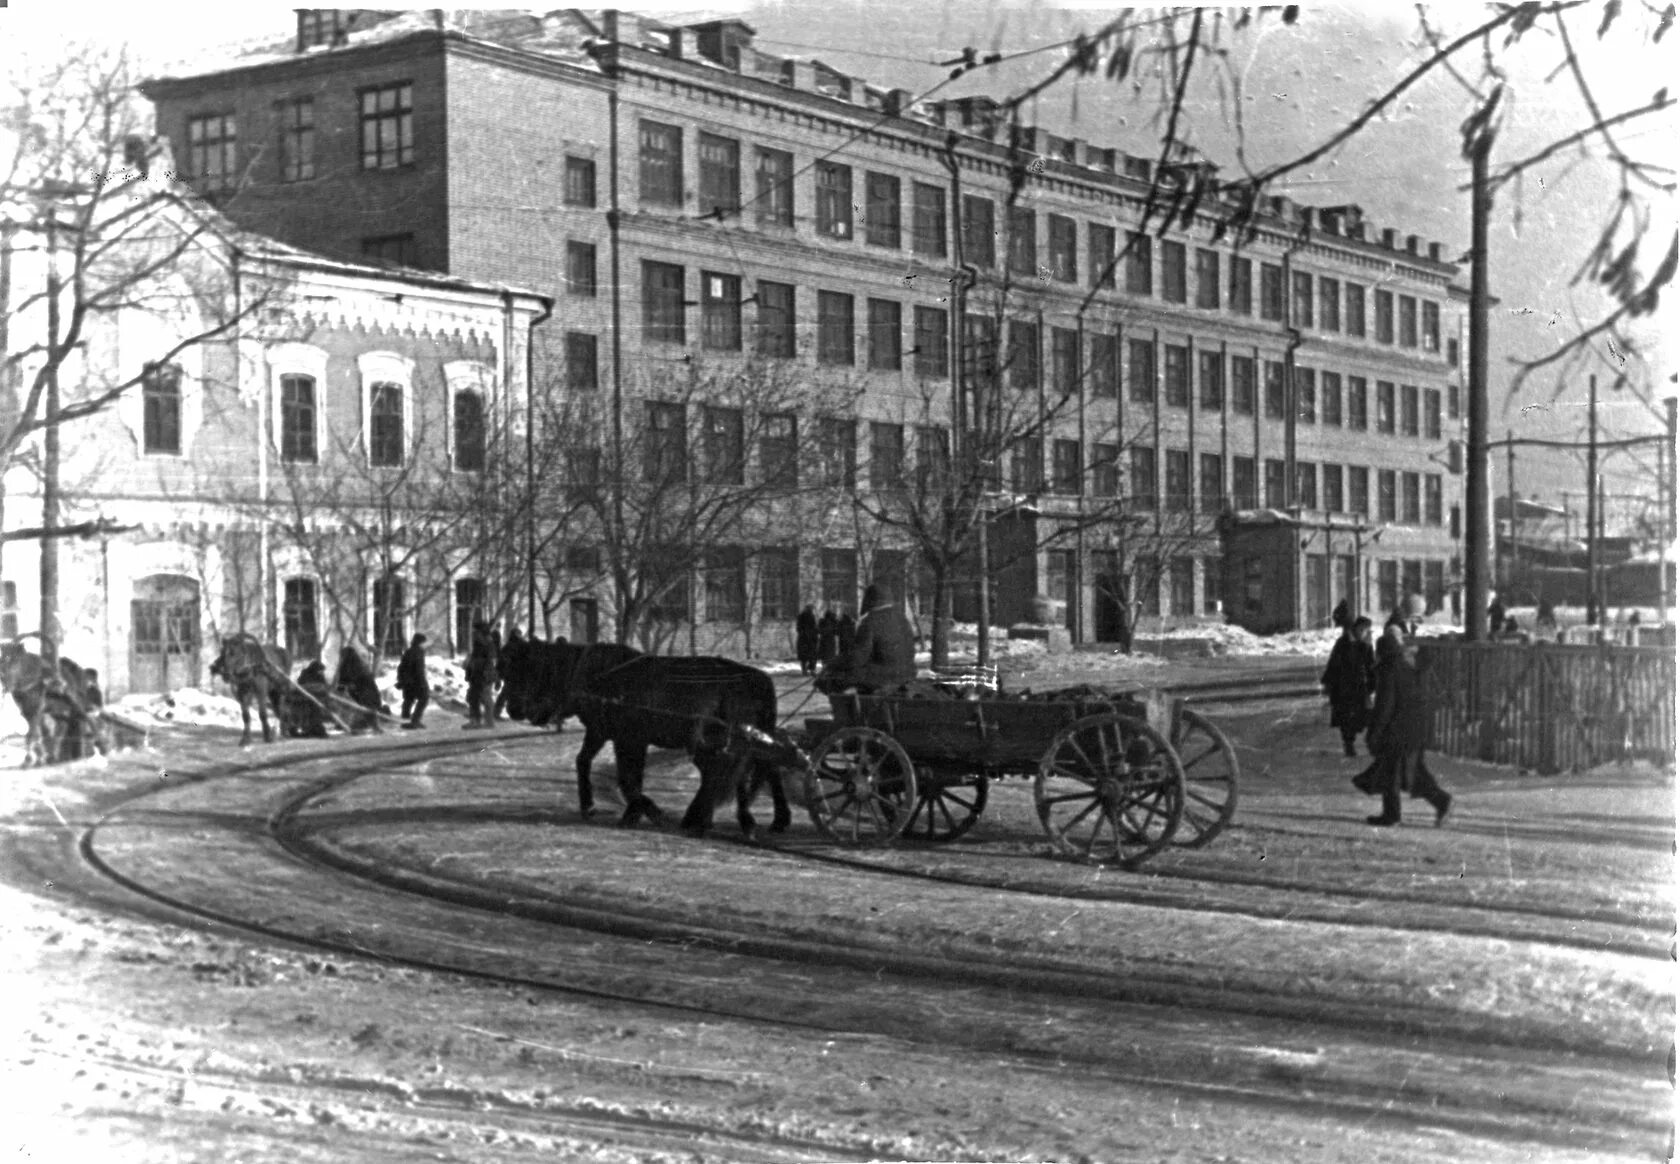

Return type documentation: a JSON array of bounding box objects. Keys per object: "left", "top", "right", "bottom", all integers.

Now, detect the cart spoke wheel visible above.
[
  {"left": 1035, "top": 713, "right": 1184, "bottom": 868},
  {"left": 804, "top": 726, "right": 917, "bottom": 846},
  {"left": 904, "top": 774, "right": 989, "bottom": 843},
  {"left": 1170, "top": 707, "right": 1239, "bottom": 847}
]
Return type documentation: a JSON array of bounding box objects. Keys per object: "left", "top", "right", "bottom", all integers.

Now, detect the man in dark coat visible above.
[
  {"left": 1331, "top": 598, "right": 1351, "bottom": 631},
  {"left": 463, "top": 620, "right": 498, "bottom": 728},
  {"left": 818, "top": 585, "right": 917, "bottom": 694},
  {"left": 816, "top": 608, "right": 839, "bottom": 668},
  {"left": 795, "top": 605, "right": 820, "bottom": 674},
  {"left": 493, "top": 627, "right": 524, "bottom": 719},
  {"left": 1321, "top": 616, "right": 1376, "bottom": 757},
  {"left": 1487, "top": 596, "right": 1507, "bottom": 638},
  {"left": 1355, "top": 635, "right": 1453, "bottom": 827},
  {"left": 397, "top": 634, "right": 430, "bottom": 728}
]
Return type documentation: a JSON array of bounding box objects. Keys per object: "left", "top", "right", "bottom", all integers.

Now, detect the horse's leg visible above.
[
  {"left": 616, "top": 743, "right": 657, "bottom": 827},
  {"left": 257, "top": 682, "right": 275, "bottom": 743},
  {"left": 763, "top": 759, "right": 792, "bottom": 833},
  {"left": 681, "top": 750, "right": 727, "bottom": 837},
  {"left": 575, "top": 723, "right": 607, "bottom": 818},
  {"left": 237, "top": 691, "right": 254, "bottom": 746}
]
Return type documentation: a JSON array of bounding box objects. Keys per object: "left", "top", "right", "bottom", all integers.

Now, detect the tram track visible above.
[{"left": 19, "top": 725, "right": 1669, "bottom": 1157}]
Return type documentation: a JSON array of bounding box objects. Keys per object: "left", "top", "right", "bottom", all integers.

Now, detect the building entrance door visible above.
[
  {"left": 130, "top": 574, "right": 200, "bottom": 693},
  {"left": 1092, "top": 552, "right": 1123, "bottom": 643},
  {"left": 569, "top": 598, "right": 599, "bottom": 645}
]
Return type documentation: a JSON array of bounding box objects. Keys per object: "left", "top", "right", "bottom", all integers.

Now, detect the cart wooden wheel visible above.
[
  {"left": 1171, "top": 706, "right": 1239, "bottom": 847},
  {"left": 903, "top": 773, "right": 989, "bottom": 844},
  {"left": 1034, "top": 713, "right": 1185, "bottom": 868},
  {"left": 805, "top": 726, "right": 918, "bottom": 846}
]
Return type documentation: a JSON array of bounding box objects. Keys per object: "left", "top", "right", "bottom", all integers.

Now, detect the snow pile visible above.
[{"left": 112, "top": 689, "right": 244, "bottom": 729}]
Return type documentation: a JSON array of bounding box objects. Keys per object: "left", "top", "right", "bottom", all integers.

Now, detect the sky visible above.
[{"left": 3, "top": 0, "right": 1675, "bottom": 524}]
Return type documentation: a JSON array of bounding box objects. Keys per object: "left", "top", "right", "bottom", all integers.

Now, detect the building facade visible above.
[
  {"left": 143, "top": 9, "right": 1468, "bottom": 649},
  {"left": 1, "top": 183, "right": 548, "bottom": 696}
]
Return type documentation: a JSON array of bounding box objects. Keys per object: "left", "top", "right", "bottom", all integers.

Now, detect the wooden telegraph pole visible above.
[
  {"left": 1464, "top": 124, "right": 1493, "bottom": 640},
  {"left": 1587, "top": 374, "right": 1599, "bottom": 625}
]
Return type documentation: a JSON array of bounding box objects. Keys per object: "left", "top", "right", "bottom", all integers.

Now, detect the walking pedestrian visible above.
[
  {"left": 397, "top": 634, "right": 430, "bottom": 729},
  {"left": 816, "top": 607, "right": 839, "bottom": 668},
  {"left": 1354, "top": 634, "right": 1452, "bottom": 827},
  {"left": 1331, "top": 597, "right": 1351, "bottom": 631},
  {"left": 837, "top": 609, "right": 857, "bottom": 657},
  {"left": 795, "top": 604, "right": 819, "bottom": 674},
  {"left": 1321, "top": 616, "right": 1376, "bottom": 757},
  {"left": 1486, "top": 595, "right": 1506, "bottom": 638}
]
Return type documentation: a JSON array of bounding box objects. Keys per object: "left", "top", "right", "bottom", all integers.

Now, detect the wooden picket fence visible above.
[{"left": 1416, "top": 641, "right": 1675, "bottom": 774}]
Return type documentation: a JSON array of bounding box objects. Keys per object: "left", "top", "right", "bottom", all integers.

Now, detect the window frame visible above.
[
  {"left": 817, "top": 290, "right": 855, "bottom": 366},
  {"left": 187, "top": 112, "right": 238, "bottom": 192},
  {"left": 864, "top": 171, "right": 902, "bottom": 249},
  {"left": 815, "top": 161, "right": 853, "bottom": 239},
  {"left": 697, "top": 131, "right": 741, "bottom": 219},
  {"left": 641, "top": 260, "right": 686, "bottom": 346},
  {"left": 754, "top": 147, "right": 794, "bottom": 228},
  {"left": 358, "top": 351, "right": 415, "bottom": 469},
  {"left": 638, "top": 119, "right": 684, "bottom": 206},
  {"left": 358, "top": 82, "right": 414, "bottom": 171},
  {"left": 700, "top": 270, "right": 743, "bottom": 352},
  {"left": 867, "top": 298, "right": 903, "bottom": 371},
  {"left": 277, "top": 97, "right": 314, "bottom": 183},
  {"left": 141, "top": 361, "right": 184, "bottom": 456},
  {"left": 756, "top": 280, "right": 796, "bottom": 358}
]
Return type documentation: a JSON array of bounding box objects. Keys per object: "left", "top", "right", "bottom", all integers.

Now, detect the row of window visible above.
[
  {"left": 634, "top": 119, "right": 1456, "bottom": 359},
  {"left": 601, "top": 398, "right": 1449, "bottom": 525},
  {"left": 281, "top": 573, "right": 488, "bottom": 661},
  {"left": 273, "top": 369, "right": 485, "bottom": 470},
  {"left": 186, "top": 81, "right": 413, "bottom": 191},
  {"left": 626, "top": 264, "right": 1458, "bottom": 438}
]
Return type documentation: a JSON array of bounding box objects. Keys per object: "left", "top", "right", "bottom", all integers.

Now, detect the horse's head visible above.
[{"left": 738, "top": 724, "right": 810, "bottom": 773}]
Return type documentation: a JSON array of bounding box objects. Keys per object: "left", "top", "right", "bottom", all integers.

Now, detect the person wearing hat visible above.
[
  {"left": 1321, "top": 615, "right": 1376, "bottom": 758},
  {"left": 397, "top": 633, "right": 430, "bottom": 729},
  {"left": 1354, "top": 633, "right": 1452, "bottom": 827},
  {"left": 818, "top": 583, "right": 916, "bottom": 695}
]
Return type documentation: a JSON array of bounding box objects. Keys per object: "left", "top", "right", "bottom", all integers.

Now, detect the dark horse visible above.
[
  {"left": 574, "top": 654, "right": 798, "bottom": 837},
  {"left": 0, "top": 642, "right": 106, "bottom": 765},
  {"left": 499, "top": 640, "right": 797, "bottom": 836},
  {"left": 210, "top": 635, "right": 290, "bottom": 745}
]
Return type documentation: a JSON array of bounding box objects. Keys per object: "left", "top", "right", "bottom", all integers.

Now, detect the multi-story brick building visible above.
[
  {"left": 142, "top": 8, "right": 1468, "bottom": 648},
  {"left": 1, "top": 177, "right": 548, "bottom": 695}
]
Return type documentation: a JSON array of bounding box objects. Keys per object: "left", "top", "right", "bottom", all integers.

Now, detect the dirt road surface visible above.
[{"left": 2, "top": 655, "right": 1671, "bottom": 1162}]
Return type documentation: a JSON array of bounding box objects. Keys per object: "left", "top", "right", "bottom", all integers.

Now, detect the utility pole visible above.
[
  {"left": 1587, "top": 373, "right": 1599, "bottom": 625},
  {"left": 40, "top": 207, "right": 61, "bottom": 668},
  {"left": 1666, "top": 396, "right": 1677, "bottom": 625},
  {"left": 1506, "top": 430, "right": 1517, "bottom": 595},
  {"left": 1464, "top": 122, "right": 1492, "bottom": 641}
]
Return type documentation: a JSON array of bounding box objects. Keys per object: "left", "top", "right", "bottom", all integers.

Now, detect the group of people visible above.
[
  {"left": 392, "top": 620, "right": 518, "bottom": 730},
  {"left": 793, "top": 605, "right": 856, "bottom": 675},
  {"left": 796, "top": 587, "right": 918, "bottom": 695},
  {"left": 1322, "top": 605, "right": 1453, "bottom": 829}
]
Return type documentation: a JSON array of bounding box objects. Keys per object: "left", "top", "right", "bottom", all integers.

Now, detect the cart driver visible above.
[{"left": 817, "top": 584, "right": 917, "bottom": 695}]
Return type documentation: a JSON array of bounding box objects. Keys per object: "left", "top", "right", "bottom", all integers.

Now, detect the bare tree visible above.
[
  {"left": 1, "top": 43, "right": 280, "bottom": 660},
  {"left": 538, "top": 354, "right": 859, "bottom": 650}
]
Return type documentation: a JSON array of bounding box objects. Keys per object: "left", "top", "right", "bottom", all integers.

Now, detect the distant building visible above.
[
  {"left": 1, "top": 180, "right": 548, "bottom": 696},
  {"left": 143, "top": 9, "right": 1468, "bottom": 645}
]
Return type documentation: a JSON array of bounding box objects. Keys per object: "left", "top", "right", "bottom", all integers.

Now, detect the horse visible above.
[
  {"left": 332, "top": 646, "right": 384, "bottom": 732},
  {"left": 209, "top": 635, "right": 290, "bottom": 745},
  {"left": 498, "top": 638, "right": 638, "bottom": 729},
  {"left": 573, "top": 653, "right": 798, "bottom": 838},
  {"left": 0, "top": 642, "right": 107, "bottom": 765}
]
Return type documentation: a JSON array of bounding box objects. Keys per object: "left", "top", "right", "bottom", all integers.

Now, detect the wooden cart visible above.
[{"left": 801, "top": 685, "right": 1238, "bottom": 868}]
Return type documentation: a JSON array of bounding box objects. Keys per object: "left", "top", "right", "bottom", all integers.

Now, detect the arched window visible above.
[
  {"left": 141, "top": 362, "right": 183, "bottom": 455},
  {"left": 453, "top": 390, "right": 485, "bottom": 472},
  {"left": 280, "top": 373, "right": 318, "bottom": 463},
  {"left": 368, "top": 381, "right": 404, "bottom": 467}
]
